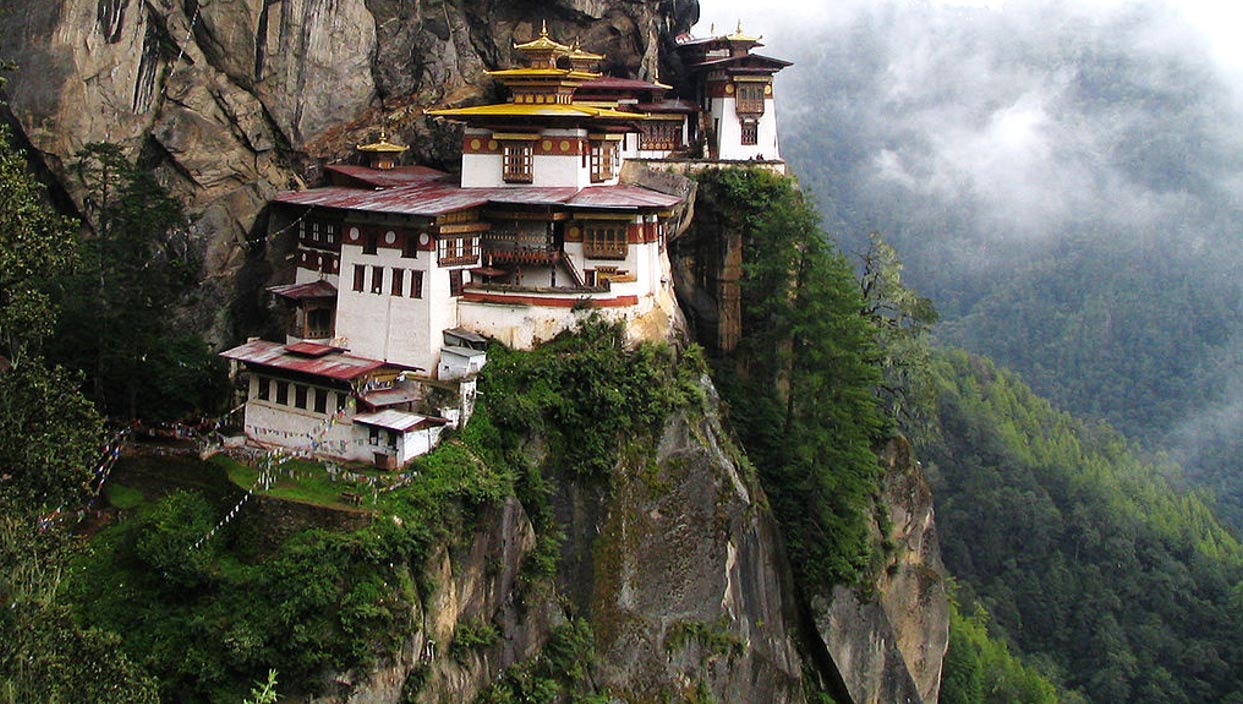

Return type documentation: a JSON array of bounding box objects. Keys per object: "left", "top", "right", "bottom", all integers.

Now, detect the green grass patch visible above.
[
  {"left": 104, "top": 483, "right": 144, "bottom": 510},
  {"left": 212, "top": 455, "right": 382, "bottom": 510}
]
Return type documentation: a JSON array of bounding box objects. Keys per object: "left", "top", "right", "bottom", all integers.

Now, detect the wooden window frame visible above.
[
  {"left": 438, "top": 236, "right": 479, "bottom": 267},
  {"left": 740, "top": 120, "right": 759, "bottom": 146},
  {"left": 276, "top": 381, "right": 289, "bottom": 405},
  {"left": 583, "top": 224, "right": 628, "bottom": 260},
  {"left": 410, "top": 270, "right": 424, "bottom": 299},
  {"left": 294, "top": 384, "right": 308, "bottom": 409},
  {"left": 353, "top": 264, "right": 365, "bottom": 292},
  {"left": 590, "top": 141, "right": 618, "bottom": 182},
  {"left": 735, "top": 82, "right": 766, "bottom": 115},
  {"left": 449, "top": 269, "right": 464, "bottom": 297},
  {"left": 314, "top": 388, "right": 328, "bottom": 414},
  {"left": 391, "top": 268, "right": 405, "bottom": 296},
  {"left": 502, "top": 142, "right": 533, "bottom": 183},
  {"left": 370, "top": 265, "right": 384, "bottom": 294},
  {"left": 257, "top": 377, "right": 269, "bottom": 401}
]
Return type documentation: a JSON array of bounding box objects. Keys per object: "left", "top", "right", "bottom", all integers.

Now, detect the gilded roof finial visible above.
[{"left": 540, "top": 19, "right": 549, "bottom": 37}]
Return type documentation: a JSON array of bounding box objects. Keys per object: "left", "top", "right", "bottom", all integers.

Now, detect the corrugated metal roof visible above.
[
  {"left": 444, "top": 327, "right": 489, "bottom": 344},
  {"left": 285, "top": 341, "right": 342, "bottom": 357},
  {"left": 565, "top": 186, "right": 682, "bottom": 209},
  {"left": 578, "top": 76, "right": 672, "bottom": 92},
  {"left": 441, "top": 344, "right": 487, "bottom": 358},
  {"left": 353, "top": 410, "right": 444, "bottom": 432},
  {"left": 269, "top": 280, "right": 338, "bottom": 300},
  {"left": 275, "top": 182, "right": 677, "bottom": 215},
  {"left": 687, "top": 53, "right": 792, "bottom": 70},
  {"left": 361, "top": 388, "right": 421, "bottom": 408},
  {"left": 220, "top": 339, "right": 387, "bottom": 381},
  {"left": 326, "top": 165, "right": 448, "bottom": 188}
]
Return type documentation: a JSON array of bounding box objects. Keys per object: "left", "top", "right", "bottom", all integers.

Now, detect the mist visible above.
[{"left": 694, "top": 0, "right": 1243, "bottom": 516}]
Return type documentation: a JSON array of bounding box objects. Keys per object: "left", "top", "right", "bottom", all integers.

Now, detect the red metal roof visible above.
[
  {"left": 221, "top": 339, "right": 388, "bottom": 381},
  {"left": 634, "top": 99, "right": 698, "bottom": 114},
  {"left": 577, "top": 76, "right": 671, "bottom": 93},
  {"left": 325, "top": 165, "right": 449, "bottom": 189},
  {"left": 565, "top": 186, "right": 682, "bottom": 209},
  {"left": 275, "top": 181, "right": 679, "bottom": 215},
  {"left": 285, "top": 341, "right": 342, "bottom": 357},
  {"left": 268, "top": 280, "right": 338, "bottom": 300},
  {"left": 687, "top": 54, "right": 792, "bottom": 70}
]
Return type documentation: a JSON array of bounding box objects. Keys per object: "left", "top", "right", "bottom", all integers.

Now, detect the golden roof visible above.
[
  {"left": 357, "top": 128, "right": 409, "bottom": 153},
  {"left": 485, "top": 67, "right": 599, "bottom": 80},
  {"left": 565, "top": 42, "right": 605, "bottom": 62},
  {"left": 514, "top": 21, "right": 571, "bottom": 53},
  {"left": 427, "top": 103, "right": 641, "bottom": 120},
  {"left": 726, "top": 20, "right": 762, "bottom": 43}
]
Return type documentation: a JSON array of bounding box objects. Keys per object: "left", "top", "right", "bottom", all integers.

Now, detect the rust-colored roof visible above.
[
  {"left": 275, "top": 184, "right": 494, "bottom": 217},
  {"left": 634, "top": 99, "right": 699, "bottom": 114},
  {"left": 325, "top": 165, "right": 449, "bottom": 189},
  {"left": 268, "top": 280, "right": 338, "bottom": 300},
  {"left": 221, "top": 339, "right": 387, "bottom": 381},
  {"left": 285, "top": 341, "right": 342, "bottom": 357},
  {"left": 578, "top": 76, "right": 672, "bottom": 93},
  {"left": 275, "top": 176, "right": 682, "bottom": 216},
  {"left": 686, "top": 53, "right": 792, "bottom": 70},
  {"left": 565, "top": 186, "right": 682, "bottom": 209}
]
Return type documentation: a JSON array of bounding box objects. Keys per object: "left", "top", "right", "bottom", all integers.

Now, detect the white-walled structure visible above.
[{"left": 223, "top": 23, "right": 789, "bottom": 468}]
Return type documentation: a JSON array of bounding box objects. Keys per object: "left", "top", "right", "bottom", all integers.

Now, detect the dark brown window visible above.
[
  {"left": 740, "top": 121, "right": 758, "bottom": 146},
  {"left": 276, "top": 381, "right": 289, "bottom": 405},
  {"left": 371, "top": 266, "right": 384, "bottom": 294},
  {"left": 502, "top": 142, "right": 533, "bottom": 183},
  {"left": 736, "top": 82, "right": 765, "bottom": 114},
  {"left": 583, "top": 224, "right": 628, "bottom": 260},
  {"left": 363, "top": 230, "right": 378, "bottom": 255},
  {"left": 336, "top": 393, "right": 347, "bottom": 412},
  {"left": 294, "top": 384, "right": 308, "bottom": 409},
  {"left": 353, "top": 264, "right": 365, "bottom": 292},
  {"left": 391, "top": 268, "right": 404, "bottom": 296},
  {"left": 590, "top": 141, "right": 618, "bottom": 182},
  {"left": 257, "top": 377, "right": 269, "bottom": 401},
  {"left": 449, "top": 269, "right": 464, "bottom": 297},
  {"left": 639, "top": 122, "right": 680, "bottom": 151},
  {"left": 403, "top": 233, "right": 421, "bottom": 258},
  {"left": 410, "top": 270, "right": 424, "bottom": 299},
  {"left": 314, "top": 388, "right": 328, "bottom": 414}
]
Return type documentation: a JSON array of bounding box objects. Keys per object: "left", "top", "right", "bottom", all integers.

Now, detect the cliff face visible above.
[
  {"left": 0, "top": 0, "right": 697, "bottom": 341},
  {"left": 305, "top": 376, "right": 810, "bottom": 704},
  {"left": 814, "top": 438, "right": 950, "bottom": 704}
]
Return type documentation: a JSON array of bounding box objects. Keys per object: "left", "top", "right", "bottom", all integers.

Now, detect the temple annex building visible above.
[{"left": 221, "top": 23, "right": 790, "bottom": 468}]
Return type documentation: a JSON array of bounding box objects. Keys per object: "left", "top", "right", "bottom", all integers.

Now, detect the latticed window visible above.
[
  {"left": 639, "top": 122, "right": 680, "bottom": 151},
  {"left": 735, "top": 82, "right": 766, "bottom": 114},
  {"left": 590, "top": 141, "right": 618, "bottom": 182},
  {"left": 410, "top": 270, "right": 424, "bottom": 299},
  {"left": 438, "top": 236, "right": 479, "bottom": 266},
  {"left": 740, "top": 120, "right": 759, "bottom": 146},
  {"left": 583, "top": 224, "right": 627, "bottom": 260},
  {"left": 502, "top": 142, "right": 533, "bottom": 183}
]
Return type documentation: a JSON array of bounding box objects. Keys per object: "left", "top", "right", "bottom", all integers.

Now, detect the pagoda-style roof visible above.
[
  {"left": 357, "top": 128, "right": 409, "bottom": 154},
  {"left": 685, "top": 53, "right": 793, "bottom": 71},
  {"left": 513, "top": 22, "right": 571, "bottom": 53}
]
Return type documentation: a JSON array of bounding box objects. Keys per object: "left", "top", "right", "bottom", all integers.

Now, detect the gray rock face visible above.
[
  {"left": 0, "top": 0, "right": 695, "bottom": 341},
  {"left": 815, "top": 438, "right": 951, "bottom": 704},
  {"left": 579, "top": 376, "right": 806, "bottom": 702}
]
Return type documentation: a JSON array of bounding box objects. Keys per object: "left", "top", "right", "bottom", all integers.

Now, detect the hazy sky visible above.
[{"left": 694, "top": 0, "right": 1243, "bottom": 84}]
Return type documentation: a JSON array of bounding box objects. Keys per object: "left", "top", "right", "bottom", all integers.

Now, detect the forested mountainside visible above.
[
  {"left": 775, "top": 0, "right": 1243, "bottom": 529},
  {"left": 923, "top": 351, "right": 1243, "bottom": 704}
]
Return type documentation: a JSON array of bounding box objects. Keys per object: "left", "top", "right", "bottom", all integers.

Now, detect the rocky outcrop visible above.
[
  {"left": 0, "top": 0, "right": 698, "bottom": 342},
  {"left": 578, "top": 377, "right": 806, "bottom": 702},
  {"left": 814, "top": 437, "right": 950, "bottom": 704}
]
